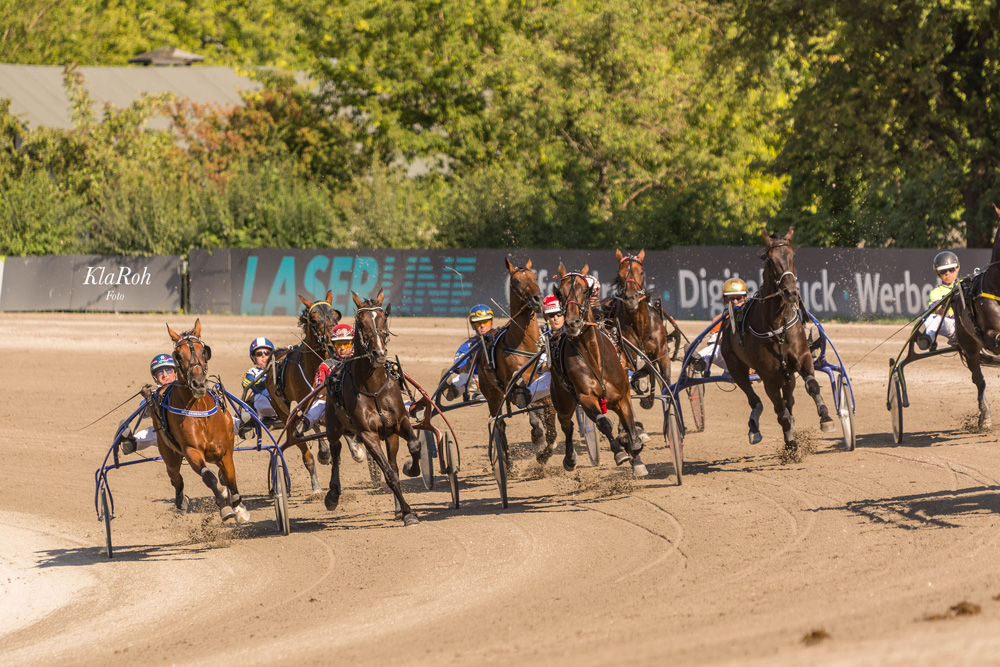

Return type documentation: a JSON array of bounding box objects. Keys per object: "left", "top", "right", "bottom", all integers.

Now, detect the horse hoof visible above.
[
  {"left": 819, "top": 418, "right": 836, "bottom": 433},
  {"left": 531, "top": 427, "right": 545, "bottom": 448},
  {"left": 614, "top": 451, "right": 631, "bottom": 466},
  {"left": 324, "top": 491, "right": 340, "bottom": 512},
  {"left": 402, "top": 460, "right": 420, "bottom": 478},
  {"left": 632, "top": 462, "right": 649, "bottom": 478},
  {"left": 536, "top": 449, "right": 553, "bottom": 465},
  {"left": 220, "top": 505, "right": 236, "bottom": 522},
  {"left": 318, "top": 449, "right": 332, "bottom": 465},
  {"left": 234, "top": 504, "right": 251, "bottom": 525},
  {"left": 403, "top": 513, "right": 420, "bottom": 526},
  {"left": 563, "top": 458, "right": 577, "bottom": 472},
  {"left": 748, "top": 431, "right": 762, "bottom": 445},
  {"left": 639, "top": 396, "right": 654, "bottom": 410}
]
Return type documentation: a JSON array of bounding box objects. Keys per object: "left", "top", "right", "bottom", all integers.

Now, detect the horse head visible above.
[
  {"left": 554, "top": 262, "right": 593, "bottom": 339},
  {"left": 167, "top": 318, "right": 212, "bottom": 398},
  {"left": 352, "top": 289, "right": 390, "bottom": 365},
  {"left": 298, "top": 290, "right": 341, "bottom": 357},
  {"left": 505, "top": 257, "right": 543, "bottom": 315},
  {"left": 615, "top": 249, "right": 647, "bottom": 312},
  {"left": 761, "top": 227, "right": 800, "bottom": 308}
]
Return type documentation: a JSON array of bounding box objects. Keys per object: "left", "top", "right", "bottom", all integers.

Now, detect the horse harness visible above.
[{"left": 144, "top": 381, "right": 226, "bottom": 457}]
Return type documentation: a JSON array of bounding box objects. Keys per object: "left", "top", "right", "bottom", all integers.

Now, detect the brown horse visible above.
[
  {"left": 147, "top": 319, "right": 249, "bottom": 523},
  {"left": 549, "top": 264, "right": 648, "bottom": 477},
  {"left": 474, "top": 258, "right": 556, "bottom": 467},
  {"left": 323, "top": 290, "right": 420, "bottom": 526},
  {"left": 720, "top": 228, "right": 835, "bottom": 452},
  {"left": 263, "top": 291, "right": 341, "bottom": 493},
  {"left": 611, "top": 249, "right": 673, "bottom": 404}
]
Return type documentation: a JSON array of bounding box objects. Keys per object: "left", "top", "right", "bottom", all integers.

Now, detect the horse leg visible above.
[
  {"left": 727, "top": 358, "right": 764, "bottom": 444},
  {"left": 324, "top": 425, "right": 345, "bottom": 511},
  {"left": 317, "top": 435, "right": 332, "bottom": 465},
  {"left": 297, "top": 441, "right": 324, "bottom": 494},
  {"left": 217, "top": 450, "right": 250, "bottom": 524},
  {"left": 362, "top": 431, "right": 418, "bottom": 526},
  {"left": 400, "top": 420, "right": 423, "bottom": 478},
  {"left": 185, "top": 448, "right": 234, "bottom": 521},
  {"left": 801, "top": 372, "right": 835, "bottom": 432},
  {"left": 967, "top": 351, "right": 991, "bottom": 429},
  {"left": 763, "top": 382, "right": 795, "bottom": 451},
  {"left": 161, "top": 451, "right": 186, "bottom": 512},
  {"left": 609, "top": 398, "right": 647, "bottom": 478},
  {"left": 528, "top": 410, "right": 546, "bottom": 449},
  {"left": 534, "top": 402, "right": 557, "bottom": 465}
]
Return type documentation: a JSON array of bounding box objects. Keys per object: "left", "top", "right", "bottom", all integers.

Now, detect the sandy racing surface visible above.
[{"left": 4, "top": 312, "right": 1000, "bottom": 666}]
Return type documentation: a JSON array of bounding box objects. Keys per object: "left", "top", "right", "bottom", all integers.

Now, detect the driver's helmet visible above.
[
  {"left": 586, "top": 275, "right": 600, "bottom": 295},
  {"left": 150, "top": 353, "right": 176, "bottom": 376},
  {"left": 469, "top": 304, "right": 493, "bottom": 323},
  {"left": 933, "top": 251, "right": 960, "bottom": 274},
  {"left": 331, "top": 324, "right": 354, "bottom": 342},
  {"left": 249, "top": 337, "right": 274, "bottom": 360},
  {"left": 722, "top": 278, "right": 748, "bottom": 298},
  {"left": 542, "top": 294, "right": 562, "bottom": 315}
]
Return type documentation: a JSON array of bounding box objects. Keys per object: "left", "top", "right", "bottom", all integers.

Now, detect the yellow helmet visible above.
[{"left": 723, "top": 278, "right": 748, "bottom": 297}]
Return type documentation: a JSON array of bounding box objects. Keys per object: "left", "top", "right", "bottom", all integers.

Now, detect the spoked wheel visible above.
[
  {"left": 889, "top": 375, "right": 904, "bottom": 444},
  {"left": 665, "top": 405, "right": 683, "bottom": 485},
  {"left": 367, "top": 450, "right": 384, "bottom": 489},
  {"left": 444, "top": 431, "right": 460, "bottom": 509},
  {"left": 99, "top": 483, "right": 113, "bottom": 559},
  {"left": 490, "top": 426, "right": 509, "bottom": 509},
  {"left": 576, "top": 406, "right": 599, "bottom": 466},
  {"left": 686, "top": 383, "right": 705, "bottom": 433},
  {"left": 839, "top": 381, "right": 856, "bottom": 451},
  {"left": 420, "top": 430, "right": 434, "bottom": 490},
  {"left": 272, "top": 454, "right": 290, "bottom": 536}
]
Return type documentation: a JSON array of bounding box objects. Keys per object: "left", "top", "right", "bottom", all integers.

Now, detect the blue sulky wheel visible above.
[
  {"left": 686, "top": 383, "right": 705, "bottom": 433},
  {"left": 490, "top": 425, "right": 509, "bottom": 509},
  {"left": 838, "top": 381, "right": 856, "bottom": 451},
  {"left": 420, "top": 430, "right": 434, "bottom": 490},
  {"left": 99, "top": 483, "right": 113, "bottom": 559},
  {"left": 444, "top": 432, "right": 460, "bottom": 509},
  {"left": 889, "top": 375, "right": 904, "bottom": 444},
  {"left": 272, "top": 454, "right": 290, "bottom": 536},
  {"left": 665, "top": 405, "right": 683, "bottom": 486}
]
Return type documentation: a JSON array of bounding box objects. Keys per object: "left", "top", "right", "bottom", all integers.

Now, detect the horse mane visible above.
[{"left": 179, "top": 328, "right": 197, "bottom": 338}]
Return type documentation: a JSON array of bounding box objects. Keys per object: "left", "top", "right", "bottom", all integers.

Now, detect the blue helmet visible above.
[
  {"left": 150, "top": 353, "right": 176, "bottom": 375},
  {"left": 249, "top": 337, "right": 274, "bottom": 359},
  {"left": 469, "top": 304, "right": 494, "bottom": 323}
]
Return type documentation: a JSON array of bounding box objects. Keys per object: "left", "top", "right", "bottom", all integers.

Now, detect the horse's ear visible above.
[
  {"left": 385, "top": 303, "right": 392, "bottom": 316},
  {"left": 167, "top": 323, "right": 181, "bottom": 342},
  {"left": 761, "top": 227, "right": 772, "bottom": 245},
  {"left": 299, "top": 294, "right": 312, "bottom": 308},
  {"left": 551, "top": 284, "right": 561, "bottom": 299},
  {"left": 558, "top": 262, "right": 567, "bottom": 278},
  {"left": 192, "top": 319, "right": 202, "bottom": 338},
  {"left": 524, "top": 258, "right": 532, "bottom": 270},
  {"left": 375, "top": 289, "right": 385, "bottom": 306},
  {"left": 638, "top": 249, "right": 645, "bottom": 262},
  {"left": 325, "top": 289, "right": 334, "bottom": 304},
  {"left": 332, "top": 308, "right": 342, "bottom": 322},
  {"left": 616, "top": 249, "right": 624, "bottom": 262},
  {"left": 352, "top": 291, "right": 363, "bottom": 309},
  {"left": 785, "top": 226, "right": 795, "bottom": 242},
  {"left": 580, "top": 263, "right": 589, "bottom": 276},
  {"left": 505, "top": 257, "right": 515, "bottom": 273}
]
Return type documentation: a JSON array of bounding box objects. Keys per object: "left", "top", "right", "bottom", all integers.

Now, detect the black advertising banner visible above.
[{"left": 0, "top": 255, "right": 183, "bottom": 312}]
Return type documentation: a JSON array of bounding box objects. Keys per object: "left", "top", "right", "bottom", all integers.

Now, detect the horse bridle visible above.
[
  {"left": 508, "top": 266, "right": 541, "bottom": 316},
  {"left": 559, "top": 272, "right": 596, "bottom": 335},
  {"left": 617, "top": 255, "right": 647, "bottom": 304},
  {"left": 354, "top": 305, "right": 390, "bottom": 362},
  {"left": 760, "top": 241, "right": 799, "bottom": 302},
  {"left": 305, "top": 301, "right": 339, "bottom": 358},
  {"left": 172, "top": 334, "right": 211, "bottom": 386}
]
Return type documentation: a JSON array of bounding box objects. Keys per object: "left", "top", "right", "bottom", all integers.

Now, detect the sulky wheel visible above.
[
  {"left": 686, "top": 383, "right": 705, "bottom": 433},
  {"left": 99, "top": 483, "right": 114, "bottom": 559},
  {"left": 889, "top": 375, "right": 904, "bottom": 444},
  {"left": 665, "top": 405, "right": 683, "bottom": 486},
  {"left": 444, "top": 432, "right": 460, "bottom": 509},
  {"left": 576, "top": 406, "right": 599, "bottom": 466},
  {"left": 839, "top": 381, "right": 856, "bottom": 451},
  {"left": 272, "top": 454, "right": 290, "bottom": 536},
  {"left": 490, "top": 426, "right": 509, "bottom": 510},
  {"left": 420, "top": 430, "right": 434, "bottom": 490}
]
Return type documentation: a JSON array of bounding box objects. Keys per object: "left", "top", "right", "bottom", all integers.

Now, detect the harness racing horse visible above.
[
  {"left": 611, "top": 249, "right": 673, "bottom": 405},
  {"left": 720, "top": 228, "right": 835, "bottom": 452},
  {"left": 263, "top": 291, "right": 341, "bottom": 493},
  {"left": 550, "top": 264, "right": 648, "bottom": 477},
  {"left": 323, "top": 290, "right": 420, "bottom": 526},
  {"left": 147, "top": 319, "right": 249, "bottom": 523},
  {"left": 474, "top": 258, "right": 556, "bottom": 467}
]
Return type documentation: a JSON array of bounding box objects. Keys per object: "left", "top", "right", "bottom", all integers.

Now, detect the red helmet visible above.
[
  {"left": 331, "top": 324, "right": 354, "bottom": 342},
  {"left": 542, "top": 295, "right": 562, "bottom": 315}
]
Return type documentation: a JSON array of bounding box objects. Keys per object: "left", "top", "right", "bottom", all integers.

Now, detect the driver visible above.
[
  {"left": 690, "top": 277, "right": 748, "bottom": 374},
  {"left": 918, "top": 251, "right": 959, "bottom": 350},
  {"left": 242, "top": 337, "right": 278, "bottom": 422},
  {"left": 442, "top": 304, "right": 494, "bottom": 400},
  {"left": 527, "top": 295, "right": 564, "bottom": 402},
  {"left": 119, "top": 354, "right": 176, "bottom": 454}
]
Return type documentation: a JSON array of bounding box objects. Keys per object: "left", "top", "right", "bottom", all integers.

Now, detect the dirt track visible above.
[{"left": 4, "top": 313, "right": 1000, "bottom": 666}]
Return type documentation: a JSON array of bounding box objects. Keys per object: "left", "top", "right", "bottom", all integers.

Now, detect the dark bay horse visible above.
[
  {"left": 611, "top": 249, "right": 673, "bottom": 404},
  {"left": 323, "top": 290, "right": 420, "bottom": 526},
  {"left": 474, "top": 258, "right": 556, "bottom": 467},
  {"left": 720, "top": 228, "right": 835, "bottom": 452},
  {"left": 263, "top": 291, "right": 341, "bottom": 493},
  {"left": 550, "top": 264, "right": 648, "bottom": 477},
  {"left": 945, "top": 214, "right": 1000, "bottom": 429},
  {"left": 147, "top": 319, "right": 249, "bottom": 523}
]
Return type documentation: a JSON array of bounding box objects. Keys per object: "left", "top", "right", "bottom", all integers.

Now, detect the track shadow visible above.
[
  {"left": 811, "top": 485, "right": 1000, "bottom": 529},
  {"left": 855, "top": 429, "right": 968, "bottom": 449},
  {"left": 36, "top": 542, "right": 218, "bottom": 567}
]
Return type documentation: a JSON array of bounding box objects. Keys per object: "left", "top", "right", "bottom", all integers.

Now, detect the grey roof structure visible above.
[
  {"left": 128, "top": 46, "right": 206, "bottom": 66},
  {"left": 0, "top": 64, "right": 263, "bottom": 130}
]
